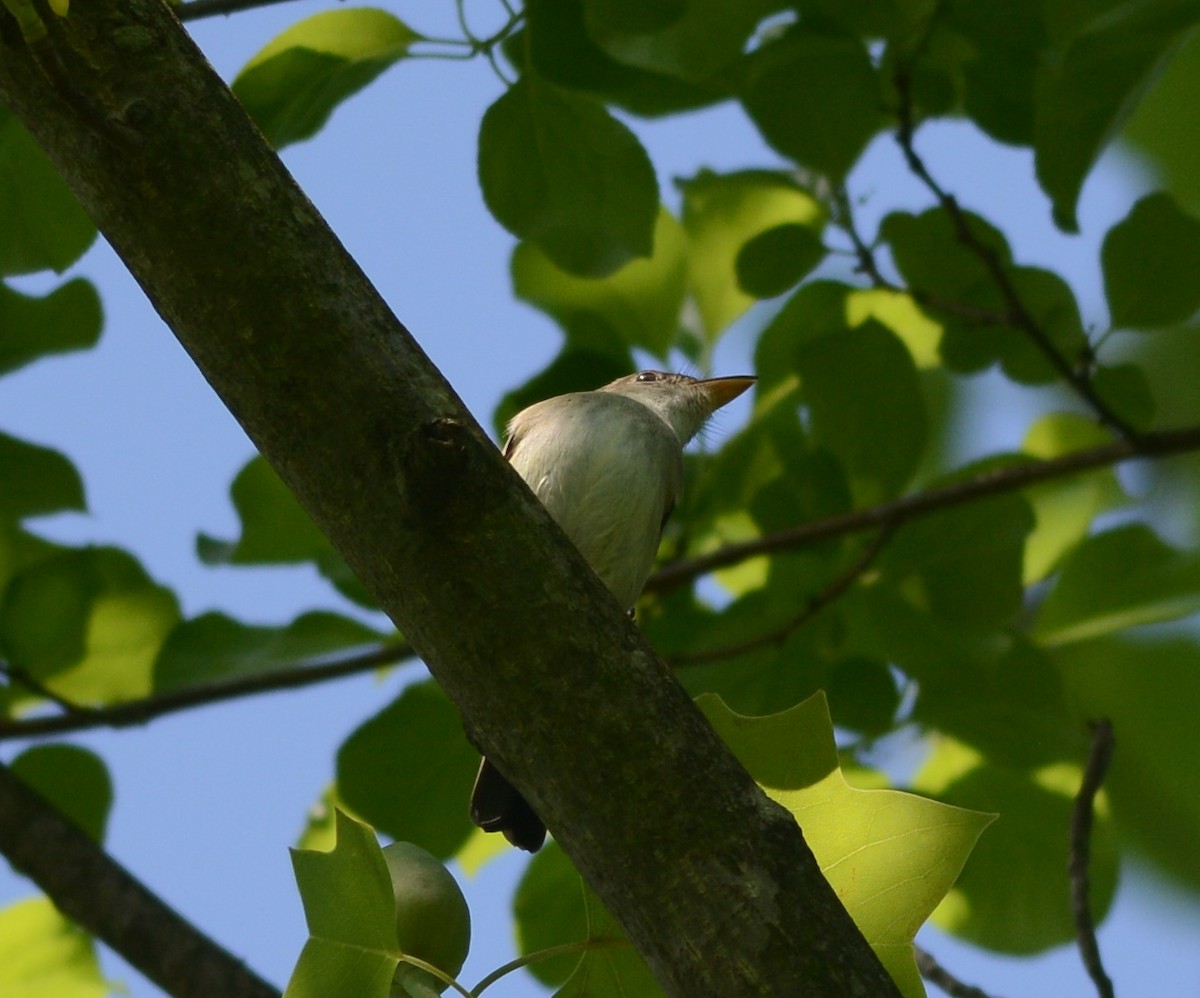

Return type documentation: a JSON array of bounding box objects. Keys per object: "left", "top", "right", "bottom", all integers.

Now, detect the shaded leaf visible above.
[
  {"left": 740, "top": 27, "right": 886, "bottom": 181},
  {"left": 1033, "top": 524, "right": 1200, "bottom": 645},
  {"left": 701, "top": 692, "right": 993, "bottom": 997},
  {"left": 0, "top": 110, "right": 96, "bottom": 276},
  {"left": 916, "top": 739, "right": 1116, "bottom": 953},
  {"left": 734, "top": 222, "right": 826, "bottom": 299},
  {"left": 154, "top": 610, "right": 389, "bottom": 693},
  {"left": 0, "top": 432, "right": 85, "bottom": 520},
  {"left": 0, "top": 897, "right": 106, "bottom": 998},
  {"left": 0, "top": 280, "right": 103, "bottom": 376},
  {"left": 511, "top": 207, "right": 687, "bottom": 358},
  {"left": 285, "top": 810, "right": 399, "bottom": 998},
  {"left": 553, "top": 884, "right": 659, "bottom": 997},
  {"left": 479, "top": 76, "right": 658, "bottom": 277},
  {"left": 11, "top": 745, "right": 112, "bottom": 843},
  {"left": 680, "top": 169, "right": 824, "bottom": 339},
  {"left": 1034, "top": 1, "right": 1200, "bottom": 231},
  {"left": 337, "top": 680, "right": 478, "bottom": 859},
  {"left": 514, "top": 844, "right": 591, "bottom": 986},
  {"left": 1102, "top": 191, "right": 1200, "bottom": 327},
  {"left": 233, "top": 8, "right": 419, "bottom": 149}
]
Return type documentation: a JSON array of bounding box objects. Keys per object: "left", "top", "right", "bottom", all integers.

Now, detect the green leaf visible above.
[
  {"left": 825, "top": 657, "right": 901, "bottom": 737},
  {"left": 1034, "top": 524, "right": 1200, "bottom": 645},
  {"left": 1054, "top": 636, "right": 1200, "bottom": 887},
  {"left": 1020, "top": 413, "right": 1126, "bottom": 583},
  {"left": 585, "top": 0, "right": 784, "bottom": 82},
  {"left": 478, "top": 76, "right": 658, "bottom": 277},
  {"left": 915, "top": 739, "right": 1116, "bottom": 953},
  {"left": 154, "top": 610, "right": 390, "bottom": 693},
  {"left": 337, "top": 680, "right": 478, "bottom": 859},
  {"left": 734, "top": 222, "right": 826, "bottom": 299},
  {"left": 0, "top": 279, "right": 103, "bottom": 376},
  {"left": 0, "top": 546, "right": 180, "bottom": 705},
  {"left": 517, "top": 0, "right": 722, "bottom": 117},
  {"left": 11, "top": 745, "right": 112, "bottom": 843},
  {"left": 739, "top": 27, "right": 886, "bottom": 181},
  {"left": 797, "top": 319, "right": 928, "bottom": 503},
  {"left": 553, "top": 884, "right": 659, "bottom": 997},
  {"left": 514, "top": 844, "right": 591, "bottom": 987},
  {"left": 285, "top": 810, "right": 399, "bottom": 998},
  {"left": 0, "top": 897, "right": 106, "bottom": 998},
  {"left": 1090, "top": 363, "right": 1155, "bottom": 430},
  {"left": 0, "top": 432, "right": 85, "bottom": 520},
  {"left": 1102, "top": 191, "right": 1200, "bottom": 327},
  {"left": 197, "top": 456, "right": 372, "bottom": 607},
  {"left": 700, "top": 692, "right": 993, "bottom": 997},
  {"left": 882, "top": 206, "right": 1012, "bottom": 297},
  {"left": 1034, "top": 1, "right": 1200, "bottom": 231},
  {"left": 512, "top": 207, "right": 687, "bottom": 358},
  {"left": 0, "top": 109, "right": 96, "bottom": 276},
  {"left": 233, "top": 8, "right": 419, "bottom": 149},
  {"left": 679, "top": 170, "right": 824, "bottom": 339},
  {"left": 881, "top": 487, "right": 1034, "bottom": 630}
]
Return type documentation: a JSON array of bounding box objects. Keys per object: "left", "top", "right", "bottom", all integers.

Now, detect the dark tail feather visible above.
[{"left": 470, "top": 757, "right": 546, "bottom": 853}]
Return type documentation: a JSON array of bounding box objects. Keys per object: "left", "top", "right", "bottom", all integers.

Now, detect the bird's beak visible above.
[{"left": 696, "top": 375, "right": 756, "bottom": 413}]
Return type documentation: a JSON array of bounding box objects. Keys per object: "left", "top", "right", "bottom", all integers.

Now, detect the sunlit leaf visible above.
[
  {"left": 285, "top": 810, "right": 398, "bottom": 998},
  {"left": 233, "top": 8, "right": 419, "bottom": 149},
  {"left": 701, "top": 692, "right": 993, "bottom": 996},
  {"left": 0, "top": 897, "right": 106, "bottom": 998}
]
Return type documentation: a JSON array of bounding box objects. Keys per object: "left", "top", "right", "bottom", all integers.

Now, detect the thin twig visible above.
[
  {"left": 1070, "top": 718, "right": 1116, "bottom": 998},
  {"left": 646, "top": 422, "right": 1200, "bottom": 594},
  {"left": 0, "top": 641, "right": 415, "bottom": 742},
  {"left": 670, "top": 526, "right": 893, "bottom": 666},
  {"left": 891, "top": 71, "right": 1136, "bottom": 439},
  {"left": 915, "top": 945, "right": 1001, "bottom": 998}
]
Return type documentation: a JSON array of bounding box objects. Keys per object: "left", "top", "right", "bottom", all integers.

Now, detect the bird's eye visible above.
[{"left": 636, "top": 371, "right": 660, "bottom": 383}]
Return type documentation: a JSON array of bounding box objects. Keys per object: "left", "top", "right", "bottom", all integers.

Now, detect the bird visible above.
[{"left": 469, "top": 370, "right": 756, "bottom": 852}]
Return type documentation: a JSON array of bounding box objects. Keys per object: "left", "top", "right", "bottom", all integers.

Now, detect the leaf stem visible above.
[{"left": 1070, "top": 718, "right": 1117, "bottom": 998}]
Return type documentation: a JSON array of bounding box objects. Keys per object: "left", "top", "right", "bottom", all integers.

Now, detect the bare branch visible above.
[
  {"left": 0, "top": 642, "right": 415, "bottom": 742},
  {"left": 916, "top": 945, "right": 1002, "bottom": 998},
  {"left": 1070, "top": 718, "right": 1117, "bottom": 998},
  {"left": 177, "top": 0, "right": 302, "bottom": 23},
  {"left": 890, "top": 72, "right": 1136, "bottom": 439},
  {"left": 0, "top": 762, "right": 279, "bottom": 998},
  {"left": 647, "top": 423, "right": 1200, "bottom": 594}
]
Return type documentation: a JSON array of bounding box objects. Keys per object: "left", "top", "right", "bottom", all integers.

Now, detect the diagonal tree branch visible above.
[
  {"left": 0, "top": 761, "right": 279, "bottom": 998},
  {"left": 648, "top": 423, "right": 1200, "bottom": 593}
]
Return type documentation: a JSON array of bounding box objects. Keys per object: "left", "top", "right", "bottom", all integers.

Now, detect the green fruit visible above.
[{"left": 382, "top": 841, "right": 471, "bottom": 996}]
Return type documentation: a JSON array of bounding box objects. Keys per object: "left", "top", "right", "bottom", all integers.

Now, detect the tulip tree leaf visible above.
[
  {"left": 514, "top": 845, "right": 593, "bottom": 988},
  {"left": 512, "top": 207, "right": 688, "bottom": 358},
  {"left": 1102, "top": 192, "right": 1200, "bottom": 328},
  {"left": 1033, "top": 524, "right": 1200, "bottom": 645},
  {"left": 915, "top": 739, "right": 1116, "bottom": 953},
  {"left": 479, "top": 76, "right": 658, "bottom": 278},
  {"left": 0, "top": 432, "right": 86, "bottom": 520},
  {"left": 337, "top": 680, "right": 479, "bottom": 859},
  {"left": 700, "top": 692, "right": 994, "bottom": 997},
  {"left": 734, "top": 222, "right": 826, "bottom": 299},
  {"left": 0, "top": 279, "right": 102, "bottom": 376},
  {"left": 0, "top": 546, "right": 181, "bottom": 705},
  {"left": 740, "top": 27, "right": 886, "bottom": 181},
  {"left": 285, "top": 810, "right": 399, "bottom": 998},
  {"left": 680, "top": 170, "right": 824, "bottom": 339},
  {"left": 197, "top": 456, "right": 373, "bottom": 608},
  {"left": 154, "top": 610, "right": 391, "bottom": 694},
  {"left": 0, "top": 109, "right": 96, "bottom": 276},
  {"left": 1034, "top": 2, "right": 1200, "bottom": 232},
  {"left": 233, "top": 8, "right": 419, "bottom": 149},
  {"left": 0, "top": 897, "right": 106, "bottom": 998},
  {"left": 11, "top": 745, "right": 112, "bottom": 844}
]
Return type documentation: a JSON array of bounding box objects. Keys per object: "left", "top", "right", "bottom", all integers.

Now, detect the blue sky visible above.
[{"left": 2, "top": 2, "right": 1198, "bottom": 995}]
